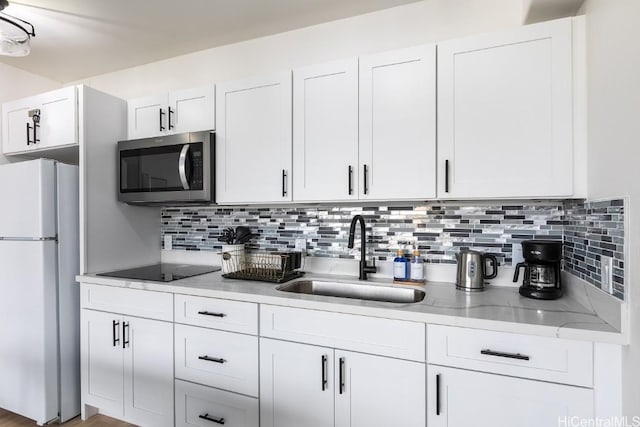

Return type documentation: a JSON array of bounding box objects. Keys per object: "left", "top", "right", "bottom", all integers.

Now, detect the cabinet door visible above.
[
  {"left": 427, "top": 366, "right": 594, "bottom": 427},
  {"left": 169, "top": 85, "right": 215, "bottom": 134},
  {"left": 127, "top": 94, "right": 168, "bottom": 139},
  {"left": 335, "top": 350, "right": 425, "bottom": 427},
  {"left": 216, "top": 72, "right": 292, "bottom": 204},
  {"left": 123, "top": 316, "right": 174, "bottom": 427},
  {"left": 438, "top": 19, "right": 573, "bottom": 198},
  {"left": 359, "top": 45, "right": 436, "bottom": 200},
  {"left": 293, "top": 58, "right": 359, "bottom": 202},
  {"left": 2, "top": 97, "right": 32, "bottom": 154},
  {"left": 37, "top": 86, "right": 78, "bottom": 149},
  {"left": 260, "top": 338, "right": 334, "bottom": 427},
  {"left": 81, "top": 310, "right": 124, "bottom": 416}
]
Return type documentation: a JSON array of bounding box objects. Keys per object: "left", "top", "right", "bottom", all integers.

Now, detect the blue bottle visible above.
[{"left": 393, "top": 249, "right": 410, "bottom": 281}]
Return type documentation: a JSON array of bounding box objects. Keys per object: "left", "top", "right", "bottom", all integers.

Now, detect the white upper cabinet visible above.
[
  {"left": 2, "top": 86, "right": 78, "bottom": 155},
  {"left": 127, "top": 94, "right": 167, "bottom": 139},
  {"left": 359, "top": 44, "right": 437, "bottom": 200},
  {"left": 216, "top": 71, "right": 292, "bottom": 204},
  {"left": 127, "top": 85, "right": 215, "bottom": 139},
  {"left": 293, "top": 58, "right": 359, "bottom": 202},
  {"left": 437, "top": 18, "right": 573, "bottom": 198}
]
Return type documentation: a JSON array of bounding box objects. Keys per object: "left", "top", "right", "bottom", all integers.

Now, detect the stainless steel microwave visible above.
[{"left": 117, "top": 131, "right": 214, "bottom": 205}]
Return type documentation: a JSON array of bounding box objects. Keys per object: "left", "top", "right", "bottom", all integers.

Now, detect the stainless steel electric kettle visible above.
[{"left": 455, "top": 250, "right": 498, "bottom": 291}]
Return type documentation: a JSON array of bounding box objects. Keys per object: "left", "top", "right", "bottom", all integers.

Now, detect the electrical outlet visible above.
[
  {"left": 295, "top": 238, "right": 307, "bottom": 254},
  {"left": 601, "top": 256, "right": 614, "bottom": 294},
  {"left": 164, "top": 235, "right": 172, "bottom": 250}
]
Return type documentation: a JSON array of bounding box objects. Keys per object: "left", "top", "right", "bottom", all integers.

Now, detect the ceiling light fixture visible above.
[{"left": 0, "top": 0, "right": 35, "bottom": 57}]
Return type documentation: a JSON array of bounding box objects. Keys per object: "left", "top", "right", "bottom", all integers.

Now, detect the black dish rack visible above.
[{"left": 221, "top": 250, "right": 304, "bottom": 284}]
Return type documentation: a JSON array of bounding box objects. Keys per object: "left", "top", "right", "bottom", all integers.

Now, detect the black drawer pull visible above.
[
  {"left": 363, "top": 164, "right": 369, "bottom": 195},
  {"left": 198, "top": 355, "right": 226, "bottom": 364},
  {"left": 112, "top": 320, "right": 120, "bottom": 347},
  {"left": 321, "top": 354, "right": 328, "bottom": 391},
  {"left": 198, "top": 310, "right": 226, "bottom": 318},
  {"left": 436, "top": 374, "right": 441, "bottom": 416},
  {"left": 159, "top": 108, "right": 165, "bottom": 131},
  {"left": 481, "top": 349, "right": 530, "bottom": 361},
  {"left": 122, "top": 321, "right": 129, "bottom": 348},
  {"left": 445, "top": 159, "right": 450, "bottom": 193},
  {"left": 199, "top": 413, "right": 225, "bottom": 425},
  {"left": 338, "top": 357, "right": 345, "bottom": 394}
]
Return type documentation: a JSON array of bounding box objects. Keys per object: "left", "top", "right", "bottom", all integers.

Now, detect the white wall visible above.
[
  {"left": 0, "top": 62, "right": 60, "bottom": 164},
  {"left": 583, "top": 0, "right": 640, "bottom": 417},
  {"left": 72, "top": 0, "right": 522, "bottom": 98}
]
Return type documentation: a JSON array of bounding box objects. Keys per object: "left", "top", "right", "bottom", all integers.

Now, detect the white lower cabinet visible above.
[
  {"left": 175, "top": 380, "right": 258, "bottom": 427},
  {"left": 260, "top": 338, "right": 425, "bottom": 427},
  {"left": 334, "top": 350, "right": 425, "bottom": 427},
  {"left": 427, "top": 366, "right": 594, "bottom": 427},
  {"left": 81, "top": 309, "right": 174, "bottom": 427},
  {"left": 260, "top": 339, "right": 334, "bottom": 427}
]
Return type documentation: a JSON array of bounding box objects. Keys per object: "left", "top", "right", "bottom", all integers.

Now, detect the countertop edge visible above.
[{"left": 76, "top": 273, "right": 627, "bottom": 345}]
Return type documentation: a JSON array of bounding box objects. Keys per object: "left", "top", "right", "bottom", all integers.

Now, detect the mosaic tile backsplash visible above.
[
  {"left": 563, "top": 199, "right": 625, "bottom": 300},
  {"left": 161, "top": 199, "right": 625, "bottom": 300}
]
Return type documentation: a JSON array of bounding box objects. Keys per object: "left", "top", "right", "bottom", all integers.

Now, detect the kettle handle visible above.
[
  {"left": 513, "top": 262, "right": 527, "bottom": 282},
  {"left": 483, "top": 254, "right": 498, "bottom": 279}
]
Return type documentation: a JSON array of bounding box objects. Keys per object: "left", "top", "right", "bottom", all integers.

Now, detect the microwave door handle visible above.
[{"left": 178, "top": 144, "right": 191, "bottom": 190}]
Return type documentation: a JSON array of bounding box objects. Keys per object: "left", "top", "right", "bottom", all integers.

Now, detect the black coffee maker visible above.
[{"left": 513, "top": 240, "right": 563, "bottom": 300}]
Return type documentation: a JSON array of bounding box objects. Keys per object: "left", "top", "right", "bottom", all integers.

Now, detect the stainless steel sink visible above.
[{"left": 277, "top": 280, "right": 425, "bottom": 303}]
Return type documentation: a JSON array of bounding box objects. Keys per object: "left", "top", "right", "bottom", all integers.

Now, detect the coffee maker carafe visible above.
[{"left": 513, "top": 240, "right": 563, "bottom": 300}]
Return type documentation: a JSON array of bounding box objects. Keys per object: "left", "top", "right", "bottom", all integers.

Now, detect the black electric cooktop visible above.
[{"left": 97, "top": 263, "right": 220, "bottom": 282}]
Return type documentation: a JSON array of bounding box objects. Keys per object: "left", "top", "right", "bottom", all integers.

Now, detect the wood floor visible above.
[{"left": 0, "top": 409, "right": 135, "bottom": 427}]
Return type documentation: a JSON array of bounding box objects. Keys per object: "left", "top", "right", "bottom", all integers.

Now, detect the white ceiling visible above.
[{"left": 0, "top": 0, "right": 421, "bottom": 83}]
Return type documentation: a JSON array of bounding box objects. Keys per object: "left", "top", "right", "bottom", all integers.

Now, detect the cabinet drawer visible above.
[
  {"left": 427, "top": 325, "right": 593, "bottom": 387},
  {"left": 260, "top": 305, "right": 425, "bottom": 361},
  {"left": 81, "top": 283, "right": 173, "bottom": 321},
  {"left": 175, "top": 294, "right": 257, "bottom": 335},
  {"left": 175, "top": 324, "right": 259, "bottom": 397},
  {"left": 175, "top": 380, "right": 258, "bottom": 427}
]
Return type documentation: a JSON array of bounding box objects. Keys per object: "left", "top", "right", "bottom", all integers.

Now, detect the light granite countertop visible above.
[{"left": 77, "top": 270, "right": 626, "bottom": 345}]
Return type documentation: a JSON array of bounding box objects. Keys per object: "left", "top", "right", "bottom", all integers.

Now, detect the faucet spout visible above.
[{"left": 348, "top": 215, "right": 377, "bottom": 280}]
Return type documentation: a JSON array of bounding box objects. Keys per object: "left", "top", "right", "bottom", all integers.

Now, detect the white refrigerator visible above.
[{"left": 0, "top": 159, "right": 80, "bottom": 425}]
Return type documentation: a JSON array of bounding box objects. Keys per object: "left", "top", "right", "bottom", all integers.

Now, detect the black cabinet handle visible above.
[
  {"left": 363, "top": 165, "right": 369, "bottom": 195},
  {"left": 481, "top": 349, "right": 530, "bottom": 361},
  {"left": 321, "top": 355, "right": 328, "bottom": 391},
  {"left": 112, "top": 320, "right": 120, "bottom": 347},
  {"left": 122, "top": 321, "right": 129, "bottom": 348},
  {"left": 26, "top": 123, "right": 32, "bottom": 145},
  {"left": 348, "top": 165, "right": 353, "bottom": 195},
  {"left": 199, "top": 414, "right": 225, "bottom": 425},
  {"left": 199, "top": 355, "right": 226, "bottom": 364},
  {"left": 436, "top": 374, "right": 441, "bottom": 416},
  {"left": 338, "top": 357, "right": 345, "bottom": 394},
  {"left": 445, "top": 160, "right": 450, "bottom": 193},
  {"left": 168, "top": 106, "right": 174, "bottom": 130},
  {"left": 197, "top": 310, "right": 226, "bottom": 318},
  {"left": 282, "top": 170, "right": 287, "bottom": 197},
  {"left": 159, "top": 108, "right": 165, "bottom": 131}
]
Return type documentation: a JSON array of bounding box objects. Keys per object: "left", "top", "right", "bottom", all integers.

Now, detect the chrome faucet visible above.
[{"left": 347, "top": 215, "right": 377, "bottom": 280}]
